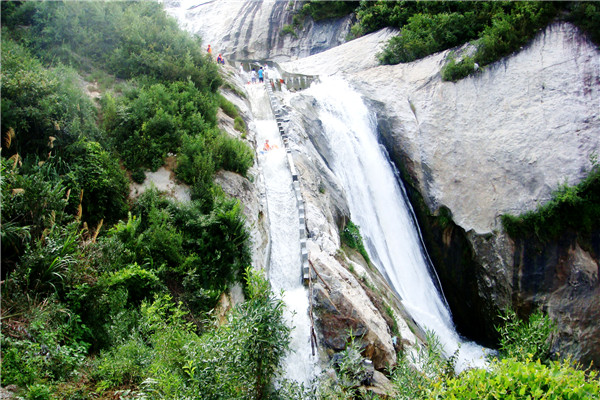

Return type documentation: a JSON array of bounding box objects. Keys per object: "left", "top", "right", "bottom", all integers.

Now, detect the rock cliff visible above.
[
  {"left": 168, "top": 1, "right": 600, "bottom": 367},
  {"left": 282, "top": 22, "right": 599, "bottom": 365},
  {"left": 165, "top": 0, "right": 353, "bottom": 62}
]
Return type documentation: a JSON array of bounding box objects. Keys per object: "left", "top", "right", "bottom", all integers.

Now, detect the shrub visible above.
[
  {"left": 434, "top": 357, "right": 600, "bottom": 399},
  {"left": 566, "top": 2, "right": 600, "bottom": 44},
  {"left": 300, "top": 1, "right": 358, "bottom": 21},
  {"left": 107, "top": 81, "right": 217, "bottom": 171},
  {"left": 441, "top": 55, "right": 476, "bottom": 82},
  {"left": 496, "top": 308, "right": 555, "bottom": 362},
  {"left": 131, "top": 168, "right": 146, "bottom": 184},
  {"left": 379, "top": 12, "right": 473, "bottom": 64},
  {"left": 281, "top": 24, "right": 298, "bottom": 38},
  {"left": 169, "top": 268, "right": 291, "bottom": 399},
  {"left": 1, "top": 298, "right": 89, "bottom": 387},
  {"left": 11, "top": 222, "right": 80, "bottom": 296},
  {"left": 234, "top": 116, "right": 247, "bottom": 135},
  {"left": 390, "top": 330, "right": 456, "bottom": 400},
  {"left": 341, "top": 220, "right": 370, "bottom": 263},
  {"left": 64, "top": 139, "right": 129, "bottom": 226},
  {"left": 101, "top": 263, "right": 161, "bottom": 306},
  {"left": 1, "top": 160, "right": 69, "bottom": 268},
  {"left": 218, "top": 94, "right": 238, "bottom": 119},
  {"left": 92, "top": 333, "right": 153, "bottom": 389},
  {"left": 212, "top": 133, "right": 254, "bottom": 176},
  {"left": 1, "top": 37, "right": 99, "bottom": 158},
  {"left": 360, "top": 2, "right": 564, "bottom": 80},
  {"left": 3, "top": 2, "right": 222, "bottom": 90}
]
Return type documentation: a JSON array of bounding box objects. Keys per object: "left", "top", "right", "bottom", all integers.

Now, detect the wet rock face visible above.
[
  {"left": 512, "top": 233, "right": 600, "bottom": 367},
  {"left": 308, "top": 245, "right": 398, "bottom": 370}
]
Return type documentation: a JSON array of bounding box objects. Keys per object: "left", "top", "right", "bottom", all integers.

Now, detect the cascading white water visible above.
[
  {"left": 306, "top": 77, "right": 488, "bottom": 371},
  {"left": 247, "top": 84, "right": 318, "bottom": 385}
]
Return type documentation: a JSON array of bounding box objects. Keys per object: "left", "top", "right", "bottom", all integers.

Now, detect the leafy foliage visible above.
[
  {"left": 1, "top": 298, "right": 89, "bottom": 387},
  {"left": 63, "top": 139, "right": 129, "bottom": 226},
  {"left": 353, "top": 1, "right": 600, "bottom": 80},
  {"left": 434, "top": 357, "right": 600, "bottom": 399},
  {"left": 341, "top": 220, "right": 370, "bottom": 263},
  {"left": 1, "top": 36, "right": 100, "bottom": 158},
  {"left": 441, "top": 54, "right": 476, "bottom": 82},
  {"left": 501, "top": 163, "right": 600, "bottom": 244},
  {"left": 386, "top": 312, "right": 598, "bottom": 400},
  {"left": 106, "top": 80, "right": 217, "bottom": 171},
  {"left": 1, "top": 2, "right": 260, "bottom": 398},
  {"left": 300, "top": 1, "right": 359, "bottom": 22},
  {"left": 91, "top": 269, "right": 291, "bottom": 400},
  {"left": 496, "top": 308, "right": 555, "bottom": 363},
  {"left": 390, "top": 330, "right": 457, "bottom": 400},
  {"left": 1, "top": 1, "right": 221, "bottom": 90},
  {"left": 565, "top": 2, "right": 600, "bottom": 44}
]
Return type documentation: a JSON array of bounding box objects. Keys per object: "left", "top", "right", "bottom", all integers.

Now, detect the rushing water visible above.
[
  {"left": 247, "top": 84, "right": 318, "bottom": 385},
  {"left": 306, "top": 77, "right": 488, "bottom": 371}
]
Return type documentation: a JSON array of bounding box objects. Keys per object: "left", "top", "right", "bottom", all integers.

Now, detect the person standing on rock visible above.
[
  {"left": 251, "top": 68, "right": 257, "bottom": 84},
  {"left": 258, "top": 67, "right": 264, "bottom": 83}
]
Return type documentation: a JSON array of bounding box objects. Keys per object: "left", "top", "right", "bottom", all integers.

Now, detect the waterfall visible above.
[
  {"left": 306, "top": 77, "right": 488, "bottom": 371},
  {"left": 247, "top": 84, "right": 318, "bottom": 385}
]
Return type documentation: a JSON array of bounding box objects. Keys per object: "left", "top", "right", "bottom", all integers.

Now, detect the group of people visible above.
[
  {"left": 208, "top": 44, "right": 273, "bottom": 85},
  {"left": 243, "top": 64, "right": 268, "bottom": 85},
  {"left": 206, "top": 44, "right": 225, "bottom": 65}
]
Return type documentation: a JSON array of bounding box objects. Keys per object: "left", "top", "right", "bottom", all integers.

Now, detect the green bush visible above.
[
  {"left": 566, "top": 2, "right": 600, "bottom": 44},
  {"left": 1, "top": 160, "right": 68, "bottom": 245},
  {"left": 107, "top": 81, "right": 218, "bottom": 171},
  {"left": 434, "top": 357, "right": 600, "bottom": 399},
  {"left": 2, "top": 1, "right": 221, "bottom": 90},
  {"left": 357, "top": 2, "right": 568, "bottom": 81},
  {"left": 341, "top": 220, "right": 370, "bottom": 263},
  {"left": 93, "top": 333, "right": 153, "bottom": 389},
  {"left": 64, "top": 139, "right": 129, "bottom": 226},
  {"left": 1, "top": 299, "right": 89, "bottom": 387},
  {"left": 496, "top": 309, "right": 555, "bottom": 363},
  {"left": 234, "top": 116, "right": 247, "bottom": 135},
  {"left": 379, "top": 12, "right": 474, "bottom": 64},
  {"left": 218, "top": 94, "right": 239, "bottom": 119},
  {"left": 1, "top": 37, "right": 99, "bottom": 158},
  {"left": 300, "top": 1, "right": 358, "bottom": 21},
  {"left": 390, "top": 330, "right": 456, "bottom": 400},
  {"left": 102, "top": 263, "right": 161, "bottom": 306},
  {"left": 166, "top": 268, "right": 291, "bottom": 399},
  {"left": 131, "top": 168, "right": 146, "bottom": 184},
  {"left": 10, "top": 222, "right": 80, "bottom": 296},
  {"left": 441, "top": 55, "right": 476, "bottom": 82},
  {"left": 280, "top": 24, "right": 298, "bottom": 38},
  {"left": 212, "top": 133, "right": 254, "bottom": 176}
]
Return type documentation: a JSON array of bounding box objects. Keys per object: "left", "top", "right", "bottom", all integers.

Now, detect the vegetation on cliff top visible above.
[
  {"left": 352, "top": 1, "right": 600, "bottom": 81},
  {"left": 283, "top": 1, "right": 599, "bottom": 81}
]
